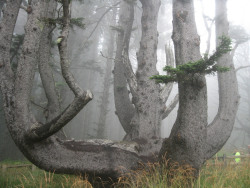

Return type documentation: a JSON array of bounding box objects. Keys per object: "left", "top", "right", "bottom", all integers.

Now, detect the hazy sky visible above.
[{"left": 228, "top": 0, "right": 250, "bottom": 31}]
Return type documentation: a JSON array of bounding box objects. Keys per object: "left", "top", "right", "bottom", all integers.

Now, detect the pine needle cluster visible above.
[{"left": 151, "top": 36, "right": 232, "bottom": 84}]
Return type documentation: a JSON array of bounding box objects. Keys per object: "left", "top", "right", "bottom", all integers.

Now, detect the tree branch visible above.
[
  {"left": 200, "top": 0, "right": 215, "bottom": 55},
  {"left": 25, "top": 0, "right": 93, "bottom": 142},
  {"left": 38, "top": 0, "right": 61, "bottom": 122},
  {"left": 161, "top": 43, "right": 175, "bottom": 103},
  {"left": 236, "top": 65, "right": 250, "bottom": 72},
  {"left": 0, "top": 1, "right": 20, "bottom": 80},
  {"left": 162, "top": 94, "right": 179, "bottom": 120},
  {"left": 78, "top": 1, "right": 121, "bottom": 52},
  {"left": 113, "top": 0, "right": 136, "bottom": 134},
  {"left": 205, "top": 0, "right": 240, "bottom": 159},
  {"left": 122, "top": 50, "right": 137, "bottom": 97},
  {"left": 26, "top": 92, "right": 92, "bottom": 142}
]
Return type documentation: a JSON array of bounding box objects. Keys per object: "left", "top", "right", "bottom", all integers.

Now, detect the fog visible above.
[{"left": 0, "top": 0, "right": 249, "bottom": 160}]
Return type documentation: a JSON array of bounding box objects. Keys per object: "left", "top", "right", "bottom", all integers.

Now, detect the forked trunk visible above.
[
  {"left": 160, "top": 0, "right": 207, "bottom": 171},
  {"left": 160, "top": 0, "right": 239, "bottom": 175},
  {"left": 128, "top": 0, "right": 163, "bottom": 140}
]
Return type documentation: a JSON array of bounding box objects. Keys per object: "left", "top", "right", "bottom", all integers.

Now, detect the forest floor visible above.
[{"left": 0, "top": 155, "right": 250, "bottom": 188}]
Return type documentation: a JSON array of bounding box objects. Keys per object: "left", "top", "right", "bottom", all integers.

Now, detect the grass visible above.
[
  {"left": 0, "top": 157, "right": 250, "bottom": 188},
  {"left": 0, "top": 162, "right": 93, "bottom": 188}
]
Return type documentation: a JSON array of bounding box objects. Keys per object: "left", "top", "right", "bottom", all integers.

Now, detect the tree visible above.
[
  {"left": 158, "top": 0, "right": 239, "bottom": 173},
  {"left": 97, "top": 5, "right": 117, "bottom": 139},
  {"left": 0, "top": 0, "right": 239, "bottom": 180},
  {"left": 0, "top": 0, "right": 140, "bottom": 178}
]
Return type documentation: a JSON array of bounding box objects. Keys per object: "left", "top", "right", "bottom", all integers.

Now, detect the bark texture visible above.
[
  {"left": 130, "top": 0, "right": 163, "bottom": 140},
  {"left": 0, "top": 0, "right": 141, "bottom": 178},
  {"left": 0, "top": 0, "right": 239, "bottom": 180},
  {"left": 205, "top": 0, "right": 239, "bottom": 158},
  {"left": 113, "top": 0, "right": 136, "bottom": 135},
  {"left": 160, "top": 0, "right": 207, "bottom": 171},
  {"left": 113, "top": 0, "right": 164, "bottom": 157},
  {"left": 38, "top": 0, "right": 60, "bottom": 123},
  {"left": 114, "top": 0, "right": 164, "bottom": 143},
  {"left": 160, "top": 0, "right": 239, "bottom": 174}
]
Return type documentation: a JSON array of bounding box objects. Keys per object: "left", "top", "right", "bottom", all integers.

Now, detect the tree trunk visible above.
[
  {"left": 160, "top": 0, "right": 207, "bottom": 171},
  {"left": 97, "top": 9, "right": 117, "bottom": 139},
  {"left": 114, "top": 0, "right": 163, "bottom": 141},
  {"left": 204, "top": 0, "right": 239, "bottom": 159},
  {"left": 38, "top": 0, "right": 60, "bottom": 123},
  {"left": 113, "top": 0, "right": 136, "bottom": 136},
  {"left": 128, "top": 0, "right": 163, "bottom": 140},
  {"left": 160, "top": 0, "right": 239, "bottom": 175},
  {"left": 0, "top": 0, "right": 141, "bottom": 178}
]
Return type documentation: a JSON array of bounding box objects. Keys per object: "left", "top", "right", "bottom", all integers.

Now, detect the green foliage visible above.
[
  {"left": 151, "top": 36, "right": 232, "bottom": 84},
  {"left": 70, "top": 17, "right": 85, "bottom": 29},
  {"left": 41, "top": 17, "right": 85, "bottom": 30}
]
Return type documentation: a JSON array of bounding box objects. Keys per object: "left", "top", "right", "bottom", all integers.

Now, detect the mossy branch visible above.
[
  {"left": 40, "top": 17, "right": 85, "bottom": 29},
  {"left": 151, "top": 35, "right": 232, "bottom": 84}
]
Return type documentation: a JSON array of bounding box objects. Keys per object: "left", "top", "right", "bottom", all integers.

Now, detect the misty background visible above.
[{"left": 0, "top": 0, "right": 249, "bottom": 161}]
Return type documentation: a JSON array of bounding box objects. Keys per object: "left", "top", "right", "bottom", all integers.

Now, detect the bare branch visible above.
[
  {"left": 25, "top": 0, "right": 93, "bottom": 142},
  {"left": 236, "top": 65, "right": 250, "bottom": 72},
  {"left": 162, "top": 94, "right": 179, "bottom": 120},
  {"left": 231, "top": 43, "right": 239, "bottom": 58},
  {"left": 30, "top": 99, "right": 46, "bottom": 110},
  {"left": 20, "top": 4, "right": 27, "bottom": 11},
  {"left": 84, "top": 1, "right": 121, "bottom": 46},
  {"left": 122, "top": 50, "right": 137, "bottom": 97},
  {"left": 100, "top": 51, "right": 116, "bottom": 61},
  {"left": 58, "top": 0, "right": 86, "bottom": 97},
  {"left": 26, "top": 92, "right": 92, "bottom": 142},
  {"left": 161, "top": 43, "right": 175, "bottom": 103},
  {"left": 206, "top": 0, "right": 240, "bottom": 159},
  {"left": 200, "top": 0, "right": 215, "bottom": 55},
  {"left": 0, "top": 1, "right": 20, "bottom": 80},
  {"left": 113, "top": 0, "right": 136, "bottom": 134}
]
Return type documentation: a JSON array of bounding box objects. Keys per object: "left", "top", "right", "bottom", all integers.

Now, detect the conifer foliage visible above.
[{"left": 150, "top": 35, "right": 232, "bottom": 84}]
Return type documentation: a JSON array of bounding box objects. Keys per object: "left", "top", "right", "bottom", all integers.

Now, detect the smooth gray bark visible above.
[
  {"left": 113, "top": 0, "right": 136, "bottom": 135},
  {"left": 205, "top": 0, "right": 239, "bottom": 158},
  {"left": 160, "top": 0, "right": 239, "bottom": 174},
  {"left": 130, "top": 0, "right": 163, "bottom": 139},
  {"left": 0, "top": 0, "right": 141, "bottom": 178},
  {"left": 160, "top": 0, "right": 207, "bottom": 171},
  {"left": 0, "top": 0, "right": 239, "bottom": 180},
  {"left": 114, "top": 0, "right": 164, "bottom": 141},
  {"left": 38, "top": 0, "right": 60, "bottom": 122}
]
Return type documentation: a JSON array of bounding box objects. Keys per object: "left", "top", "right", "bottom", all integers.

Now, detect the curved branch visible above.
[
  {"left": 161, "top": 44, "right": 175, "bottom": 103},
  {"left": 113, "top": 0, "right": 136, "bottom": 134},
  {"left": 122, "top": 50, "right": 137, "bottom": 97},
  {"left": 38, "top": 0, "right": 60, "bottom": 122},
  {"left": 26, "top": 92, "right": 92, "bottom": 142},
  {"left": 86, "top": 1, "right": 121, "bottom": 41},
  {"left": 0, "top": 0, "right": 20, "bottom": 81},
  {"left": 162, "top": 94, "right": 179, "bottom": 120},
  {"left": 205, "top": 0, "right": 240, "bottom": 159},
  {"left": 200, "top": 0, "right": 215, "bottom": 55},
  {"left": 236, "top": 65, "right": 250, "bottom": 72},
  {"left": 120, "top": 0, "right": 137, "bottom": 98},
  {"left": 76, "top": 1, "right": 121, "bottom": 53},
  {"left": 21, "top": 137, "right": 142, "bottom": 179},
  {"left": 25, "top": 0, "right": 93, "bottom": 142}
]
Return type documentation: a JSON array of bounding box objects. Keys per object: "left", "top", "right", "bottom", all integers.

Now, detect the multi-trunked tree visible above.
[{"left": 0, "top": 0, "right": 239, "bottom": 179}]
